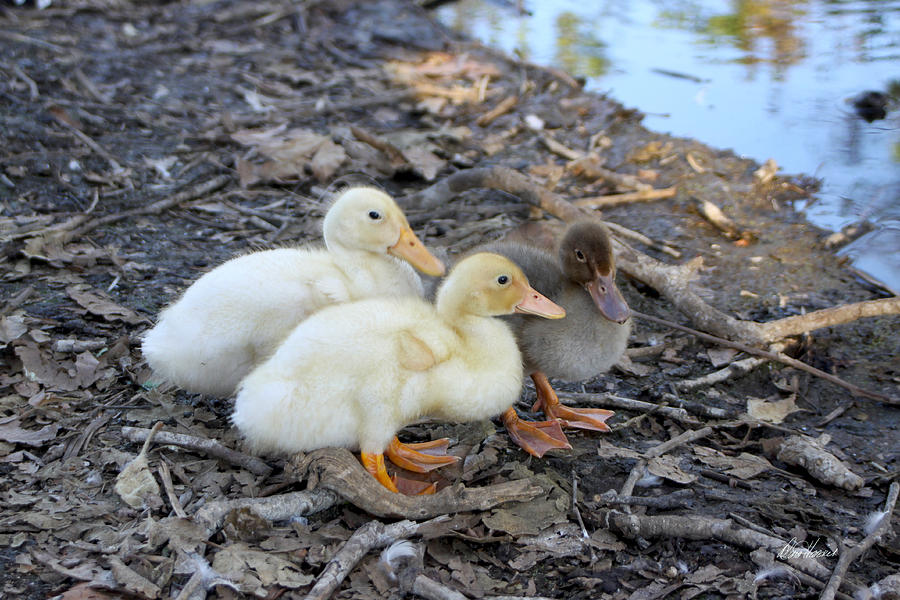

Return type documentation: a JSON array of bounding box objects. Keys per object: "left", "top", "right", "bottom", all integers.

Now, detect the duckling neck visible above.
[{"left": 329, "top": 243, "right": 422, "bottom": 298}]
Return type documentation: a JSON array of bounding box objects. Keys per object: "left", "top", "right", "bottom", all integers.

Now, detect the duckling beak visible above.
[
  {"left": 388, "top": 227, "right": 446, "bottom": 277},
  {"left": 515, "top": 284, "right": 566, "bottom": 319},
  {"left": 586, "top": 273, "right": 630, "bottom": 324}
]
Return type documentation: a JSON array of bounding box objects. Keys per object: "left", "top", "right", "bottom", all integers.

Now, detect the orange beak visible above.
[
  {"left": 388, "top": 227, "right": 446, "bottom": 277},
  {"left": 514, "top": 284, "right": 566, "bottom": 319}
]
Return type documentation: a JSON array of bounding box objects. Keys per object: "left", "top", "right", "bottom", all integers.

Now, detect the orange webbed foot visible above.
[
  {"left": 361, "top": 452, "right": 399, "bottom": 493},
  {"left": 531, "top": 372, "right": 614, "bottom": 432},
  {"left": 501, "top": 407, "right": 572, "bottom": 458},
  {"left": 386, "top": 436, "right": 461, "bottom": 473}
]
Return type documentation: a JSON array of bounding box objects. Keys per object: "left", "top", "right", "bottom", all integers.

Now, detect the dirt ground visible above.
[{"left": 1, "top": 1, "right": 898, "bottom": 599}]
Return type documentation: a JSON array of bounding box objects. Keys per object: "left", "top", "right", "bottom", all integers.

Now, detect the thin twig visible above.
[
  {"left": 67, "top": 174, "right": 231, "bottom": 240},
  {"left": 632, "top": 310, "right": 896, "bottom": 404},
  {"left": 412, "top": 575, "right": 469, "bottom": 600},
  {"left": 604, "top": 221, "right": 681, "bottom": 258},
  {"left": 574, "top": 186, "right": 677, "bottom": 209},
  {"left": 121, "top": 426, "right": 272, "bottom": 477},
  {"left": 595, "top": 489, "right": 695, "bottom": 510},
  {"left": 619, "top": 427, "right": 714, "bottom": 500},
  {"left": 476, "top": 94, "right": 517, "bottom": 127},
  {"left": 158, "top": 461, "right": 188, "bottom": 519},
  {"left": 304, "top": 516, "right": 455, "bottom": 600},
  {"left": 556, "top": 391, "right": 702, "bottom": 425}
]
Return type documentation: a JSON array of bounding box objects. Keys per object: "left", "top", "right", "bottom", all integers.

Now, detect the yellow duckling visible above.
[
  {"left": 142, "top": 186, "right": 444, "bottom": 398},
  {"left": 231, "top": 252, "right": 565, "bottom": 493}
]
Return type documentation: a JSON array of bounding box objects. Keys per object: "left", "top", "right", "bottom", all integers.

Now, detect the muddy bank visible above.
[{"left": 1, "top": 1, "right": 897, "bottom": 599}]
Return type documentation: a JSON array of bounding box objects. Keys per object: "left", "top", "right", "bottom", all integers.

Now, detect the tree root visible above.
[{"left": 290, "top": 447, "right": 545, "bottom": 520}]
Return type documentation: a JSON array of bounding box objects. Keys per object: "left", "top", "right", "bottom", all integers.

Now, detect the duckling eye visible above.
[
  {"left": 575, "top": 249, "right": 586, "bottom": 262},
  {"left": 497, "top": 275, "right": 509, "bottom": 286},
  {"left": 368, "top": 210, "right": 382, "bottom": 220}
]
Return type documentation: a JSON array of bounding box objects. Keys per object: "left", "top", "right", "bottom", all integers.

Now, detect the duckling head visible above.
[
  {"left": 323, "top": 186, "right": 445, "bottom": 276},
  {"left": 437, "top": 252, "right": 566, "bottom": 319},
  {"left": 559, "top": 221, "right": 631, "bottom": 324}
]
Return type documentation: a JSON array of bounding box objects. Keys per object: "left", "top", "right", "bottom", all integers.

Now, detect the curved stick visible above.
[{"left": 291, "top": 448, "right": 545, "bottom": 520}]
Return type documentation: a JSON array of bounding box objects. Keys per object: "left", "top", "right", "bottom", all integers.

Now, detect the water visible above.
[{"left": 436, "top": 0, "right": 900, "bottom": 292}]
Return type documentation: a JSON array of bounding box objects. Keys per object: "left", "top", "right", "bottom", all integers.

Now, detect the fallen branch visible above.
[
  {"left": 573, "top": 186, "right": 677, "bottom": 209},
  {"left": 594, "top": 489, "right": 695, "bottom": 510},
  {"left": 403, "top": 167, "right": 900, "bottom": 350},
  {"left": 304, "top": 516, "right": 456, "bottom": 600},
  {"left": 476, "top": 95, "right": 517, "bottom": 127},
  {"left": 757, "top": 297, "right": 900, "bottom": 343},
  {"left": 412, "top": 575, "right": 469, "bottom": 600},
  {"left": 292, "top": 447, "right": 545, "bottom": 519},
  {"left": 193, "top": 489, "right": 339, "bottom": 537},
  {"left": 603, "top": 221, "right": 681, "bottom": 258},
  {"left": 675, "top": 356, "right": 770, "bottom": 391},
  {"left": 776, "top": 435, "right": 865, "bottom": 491},
  {"left": 633, "top": 310, "right": 896, "bottom": 404},
  {"left": 819, "top": 482, "right": 899, "bottom": 600},
  {"left": 567, "top": 154, "right": 652, "bottom": 191},
  {"left": 619, "top": 427, "right": 714, "bottom": 499},
  {"left": 607, "top": 511, "right": 853, "bottom": 592},
  {"left": 121, "top": 426, "right": 272, "bottom": 477},
  {"left": 693, "top": 197, "right": 750, "bottom": 242}
]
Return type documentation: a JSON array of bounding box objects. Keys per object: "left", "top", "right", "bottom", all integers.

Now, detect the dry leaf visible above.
[
  {"left": 211, "top": 542, "right": 314, "bottom": 594},
  {"left": 0, "top": 315, "right": 28, "bottom": 344},
  {"left": 232, "top": 126, "right": 345, "bottom": 184},
  {"left": 58, "top": 583, "right": 119, "bottom": 600},
  {"left": 115, "top": 425, "right": 163, "bottom": 509},
  {"left": 747, "top": 395, "right": 800, "bottom": 424},
  {"left": 647, "top": 455, "right": 697, "bottom": 484},
  {"left": 401, "top": 145, "right": 444, "bottom": 181},
  {"left": 693, "top": 446, "right": 771, "bottom": 479},
  {"left": 67, "top": 284, "right": 146, "bottom": 325},
  {"left": 108, "top": 556, "right": 161, "bottom": 599},
  {"left": 0, "top": 418, "right": 59, "bottom": 446},
  {"left": 310, "top": 139, "right": 347, "bottom": 181},
  {"left": 707, "top": 347, "right": 738, "bottom": 367},
  {"left": 482, "top": 476, "right": 567, "bottom": 535}
]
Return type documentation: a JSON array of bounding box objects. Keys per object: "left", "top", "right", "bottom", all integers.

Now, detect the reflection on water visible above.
[{"left": 436, "top": 0, "right": 900, "bottom": 291}]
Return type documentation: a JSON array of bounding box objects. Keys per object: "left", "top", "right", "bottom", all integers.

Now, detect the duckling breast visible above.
[{"left": 519, "top": 285, "right": 631, "bottom": 382}]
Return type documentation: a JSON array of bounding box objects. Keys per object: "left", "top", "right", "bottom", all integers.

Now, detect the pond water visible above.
[{"left": 435, "top": 0, "right": 900, "bottom": 292}]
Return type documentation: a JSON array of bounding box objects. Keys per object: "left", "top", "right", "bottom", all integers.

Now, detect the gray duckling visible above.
[{"left": 479, "top": 220, "right": 632, "bottom": 457}]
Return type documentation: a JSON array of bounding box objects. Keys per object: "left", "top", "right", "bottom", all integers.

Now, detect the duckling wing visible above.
[{"left": 397, "top": 330, "right": 437, "bottom": 371}]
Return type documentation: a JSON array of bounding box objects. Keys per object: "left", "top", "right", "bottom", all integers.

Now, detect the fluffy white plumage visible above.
[
  {"left": 231, "top": 253, "right": 538, "bottom": 456},
  {"left": 142, "top": 187, "right": 441, "bottom": 397}
]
